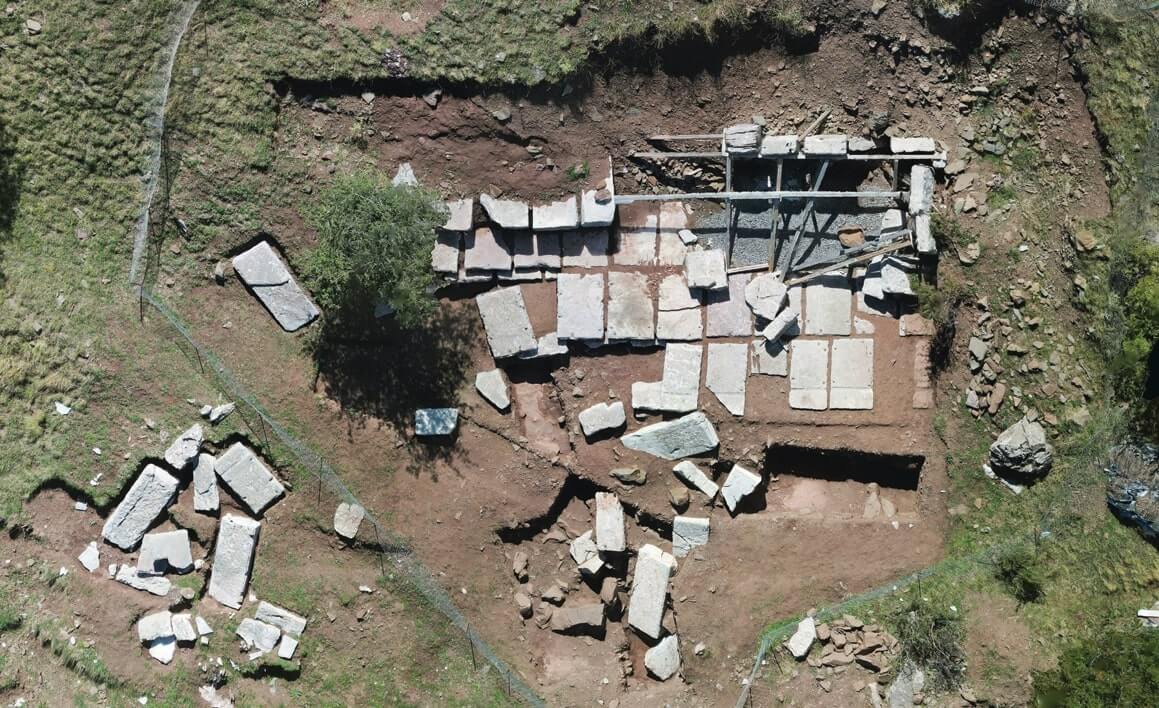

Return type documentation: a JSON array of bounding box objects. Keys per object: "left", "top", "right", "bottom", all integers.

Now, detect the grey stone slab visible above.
[
  {"left": 480, "top": 193, "right": 529, "bottom": 229},
  {"left": 880, "top": 259, "right": 915, "bottom": 297},
  {"left": 751, "top": 340, "right": 789, "bottom": 376},
  {"left": 657, "top": 202, "right": 690, "bottom": 266},
  {"left": 761, "top": 306, "right": 800, "bottom": 343},
  {"left": 556, "top": 273, "right": 605, "bottom": 341},
  {"left": 656, "top": 309, "right": 703, "bottom": 341},
  {"left": 614, "top": 202, "right": 657, "bottom": 266},
  {"left": 745, "top": 272, "right": 788, "bottom": 320},
  {"left": 659, "top": 343, "right": 702, "bottom": 413},
  {"left": 830, "top": 338, "right": 874, "bottom": 410},
  {"left": 880, "top": 208, "right": 905, "bottom": 238},
  {"left": 760, "top": 134, "right": 799, "bottom": 157},
  {"left": 891, "top": 136, "right": 937, "bottom": 154},
  {"left": 78, "top": 541, "right": 99, "bottom": 572},
  {"left": 164, "top": 423, "right": 202, "bottom": 471},
  {"left": 627, "top": 543, "right": 673, "bottom": 639},
  {"left": 237, "top": 618, "right": 281, "bottom": 653},
  {"left": 415, "top": 408, "right": 459, "bottom": 436},
  {"left": 908, "top": 165, "right": 935, "bottom": 215},
  {"left": 333, "top": 502, "right": 365, "bottom": 540},
  {"left": 533, "top": 196, "right": 579, "bottom": 230},
  {"left": 803, "top": 273, "right": 852, "bottom": 336},
  {"left": 475, "top": 369, "right": 510, "bottom": 411},
  {"left": 550, "top": 603, "right": 606, "bottom": 634},
  {"left": 207, "top": 514, "right": 260, "bottom": 610},
  {"left": 215, "top": 443, "right": 285, "bottom": 516},
  {"left": 560, "top": 229, "right": 609, "bottom": 268},
  {"left": 706, "top": 343, "right": 747, "bottom": 416},
  {"left": 208, "top": 403, "right": 235, "bottom": 424},
  {"left": 139, "top": 529, "right": 193, "bottom": 574},
  {"left": 463, "top": 227, "right": 513, "bottom": 273},
  {"left": 195, "top": 616, "right": 213, "bottom": 636},
  {"left": 255, "top": 600, "right": 308, "bottom": 637},
  {"left": 645, "top": 634, "right": 681, "bottom": 680},
  {"left": 607, "top": 272, "right": 655, "bottom": 342},
  {"left": 569, "top": 530, "right": 604, "bottom": 576},
  {"left": 802, "top": 134, "right": 847, "bottom": 156},
  {"left": 672, "top": 460, "right": 719, "bottom": 499},
  {"left": 517, "top": 332, "right": 570, "bottom": 360},
  {"left": 787, "top": 617, "right": 816, "bottom": 658},
  {"left": 278, "top": 634, "right": 299, "bottom": 660},
  {"left": 442, "top": 198, "right": 473, "bottom": 231},
  {"left": 102, "top": 464, "right": 179, "bottom": 551},
  {"left": 232, "top": 241, "right": 320, "bottom": 332},
  {"left": 116, "top": 565, "right": 172, "bottom": 596},
  {"left": 914, "top": 212, "right": 935, "bottom": 255},
  {"left": 621, "top": 412, "right": 719, "bottom": 460},
  {"left": 172, "top": 613, "right": 197, "bottom": 644},
  {"left": 685, "top": 249, "right": 727, "bottom": 290},
  {"left": 789, "top": 339, "right": 830, "bottom": 410},
  {"left": 658, "top": 274, "right": 700, "bottom": 312},
  {"left": 580, "top": 161, "right": 616, "bottom": 228},
  {"left": 706, "top": 274, "right": 753, "bottom": 337},
  {"left": 595, "top": 492, "right": 626, "bottom": 553},
  {"left": 578, "top": 402, "right": 626, "bottom": 438},
  {"left": 512, "top": 231, "right": 562, "bottom": 270},
  {"left": 848, "top": 136, "right": 877, "bottom": 152},
  {"left": 138, "top": 610, "right": 173, "bottom": 643},
  {"left": 672, "top": 516, "right": 709, "bottom": 558},
  {"left": 476, "top": 285, "right": 537, "bottom": 358},
  {"left": 721, "top": 464, "right": 761, "bottom": 512},
  {"left": 858, "top": 291, "right": 899, "bottom": 318}
]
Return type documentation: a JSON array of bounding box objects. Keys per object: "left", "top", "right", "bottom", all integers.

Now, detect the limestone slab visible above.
[
  {"left": 193, "top": 453, "right": 219, "bottom": 513},
  {"left": 102, "top": 464, "right": 179, "bottom": 551},
  {"left": 645, "top": 634, "right": 681, "bottom": 680},
  {"left": 556, "top": 273, "right": 605, "bottom": 341},
  {"left": 432, "top": 231, "right": 461, "bottom": 275},
  {"left": 569, "top": 530, "right": 604, "bottom": 575},
  {"left": 706, "top": 274, "right": 753, "bottom": 337},
  {"left": 789, "top": 339, "right": 830, "bottom": 410},
  {"left": 595, "top": 492, "right": 626, "bottom": 553},
  {"left": 463, "top": 227, "right": 513, "bottom": 273},
  {"left": 658, "top": 274, "right": 699, "bottom": 312},
  {"left": 802, "top": 134, "right": 847, "bottom": 156},
  {"left": 761, "top": 306, "right": 800, "bottom": 343},
  {"left": 232, "top": 241, "right": 320, "bottom": 332},
  {"left": 606, "top": 272, "right": 654, "bottom": 342},
  {"left": 627, "top": 543, "right": 672, "bottom": 639},
  {"left": 830, "top": 339, "right": 874, "bottom": 410},
  {"left": 532, "top": 196, "right": 579, "bottom": 231},
  {"left": 672, "top": 461, "right": 719, "bottom": 499},
  {"left": 116, "top": 565, "right": 172, "bottom": 596},
  {"left": 745, "top": 272, "right": 788, "bottom": 320},
  {"left": 891, "top": 136, "right": 937, "bottom": 154},
  {"left": 172, "top": 613, "right": 197, "bottom": 644},
  {"left": 512, "top": 231, "right": 562, "bottom": 270},
  {"left": 139, "top": 529, "right": 193, "bottom": 574},
  {"left": 207, "top": 514, "right": 260, "bottom": 609},
  {"left": 518, "top": 332, "right": 570, "bottom": 360},
  {"left": 751, "top": 340, "right": 789, "bottom": 376},
  {"left": 803, "top": 272, "right": 852, "bottom": 336},
  {"left": 333, "top": 502, "right": 365, "bottom": 540},
  {"left": 476, "top": 285, "right": 537, "bottom": 358},
  {"left": 658, "top": 343, "right": 702, "bottom": 413},
  {"left": 415, "top": 408, "right": 459, "bottom": 436},
  {"left": 580, "top": 161, "right": 616, "bottom": 227},
  {"left": 480, "top": 194, "right": 529, "bottom": 229},
  {"left": 560, "top": 229, "right": 609, "bottom": 268},
  {"left": 237, "top": 618, "right": 281, "bottom": 653},
  {"left": 442, "top": 198, "right": 473, "bottom": 231},
  {"left": 164, "top": 423, "right": 202, "bottom": 471},
  {"left": 656, "top": 309, "right": 703, "bottom": 341},
  {"left": 672, "top": 516, "right": 709, "bottom": 558},
  {"left": 657, "top": 202, "right": 690, "bottom": 266},
  {"left": 914, "top": 212, "right": 935, "bottom": 255},
  {"left": 215, "top": 443, "right": 285, "bottom": 515},
  {"left": 760, "top": 134, "right": 799, "bottom": 157},
  {"left": 706, "top": 343, "right": 747, "bottom": 416},
  {"left": 621, "top": 412, "right": 719, "bottom": 460},
  {"left": 578, "top": 402, "right": 626, "bottom": 438},
  {"left": 255, "top": 600, "right": 308, "bottom": 637},
  {"left": 721, "top": 464, "right": 761, "bottom": 512},
  {"left": 475, "top": 369, "right": 510, "bottom": 411},
  {"left": 908, "top": 165, "right": 935, "bottom": 215},
  {"left": 685, "top": 250, "right": 727, "bottom": 290}
]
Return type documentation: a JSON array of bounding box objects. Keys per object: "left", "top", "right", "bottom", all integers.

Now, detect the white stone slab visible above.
[
  {"left": 706, "top": 343, "right": 747, "bottom": 416},
  {"left": 569, "top": 530, "right": 604, "bottom": 576},
  {"left": 761, "top": 306, "right": 800, "bottom": 343},
  {"left": 560, "top": 229, "right": 609, "bottom": 268},
  {"left": 480, "top": 193, "right": 529, "bottom": 229},
  {"left": 607, "top": 272, "right": 655, "bottom": 342},
  {"left": 908, "top": 164, "right": 935, "bottom": 215},
  {"left": 442, "top": 198, "right": 473, "bottom": 231},
  {"left": 533, "top": 196, "right": 579, "bottom": 231},
  {"left": 595, "top": 492, "right": 626, "bottom": 553},
  {"left": 803, "top": 272, "right": 852, "bottom": 336},
  {"left": 78, "top": 541, "right": 99, "bottom": 572},
  {"left": 672, "top": 516, "right": 709, "bottom": 558},
  {"left": 580, "top": 161, "right": 616, "bottom": 228},
  {"left": 207, "top": 514, "right": 260, "bottom": 610},
  {"left": 788, "top": 617, "right": 816, "bottom": 658},
  {"left": 164, "top": 423, "right": 202, "bottom": 471},
  {"left": 102, "top": 464, "right": 179, "bottom": 551},
  {"left": 789, "top": 339, "right": 830, "bottom": 410},
  {"left": 881, "top": 208, "right": 905, "bottom": 236},
  {"left": 645, "top": 634, "right": 681, "bottom": 680},
  {"left": 195, "top": 616, "right": 213, "bottom": 636},
  {"left": 706, "top": 274, "right": 753, "bottom": 337},
  {"left": 848, "top": 136, "right": 876, "bottom": 152},
  {"left": 139, "top": 611, "right": 176, "bottom": 663},
  {"left": 193, "top": 453, "right": 219, "bottom": 513},
  {"left": 658, "top": 275, "right": 699, "bottom": 312},
  {"left": 656, "top": 309, "right": 703, "bottom": 341},
  {"left": 116, "top": 565, "right": 172, "bottom": 595},
  {"left": 215, "top": 443, "right": 285, "bottom": 516},
  {"left": 255, "top": 600, "right": 308, "bottom": 637},
  {"left": 627, "top": 543, "right": 672, "bottom": 639},
  {"left": 415, "top": 408, "right": 459, "bottom": 436},
  {"left": 512, "top": 231, "right": 562, "bottom": 270},
  {"left": 621, "top": 412, "right": 719, "bottom": 460},
  {"left": 578, "top": 402, "right": 626, "bottom": 438},
  {"left": 659, "top": 343, "right": 702, "bottom": 413},
  {"left": 760, "top": 134, "right": 799, "bottom": 157},
  {"left": 278, "top": 634, "right": 299, "bottom": 660},
  {"left": 830, "top": 338, "right": 874, "bottom": 410},
  {"left": 333, "top": 502, "right": 365, "bottom": 540},
  {"left": 745, "top": 272, "right": 788, "bottom": 320},
  {"left": 475, "top": 369, "right": 510, "bottom": 411},
  {"left": 172, "top": 613, "right": 197, "bottom": 644},
  {"left": 880, "top": 259, "right": 916, "bottom": 296},
  {"left": 891, "top": 136, "right": 937, "bottom": 154},
  {"left": 463, "top": 227, "right": 513, "bottom": 273},
  {"left": 476, "top": 285, "right": 537, "bottom": 358},
  {"left": 556, "top": 273, "right": 605, "bottom": 341},
  {"left": 685, "top": 249, "right": 727, "bottom": 290},
  {"left": 672, "top": 460, "right": 719, "bottom": 499},
  {"left": 139, "top": 529, "right": 193, "bottom": 574},
  {"left": 721, "top": 464, "right": 761, "bottom": 512},
  {"left": 237, "top": 618, "right": 281, "bottom": 653},
  {"left": 914, "top": 212, "right": 936, "bottom": 255},
  {"left": 657, "top": 202, "right": 690, "bottom": 266},
  {"left": 232, "top": 241, "right": 320, "bottom": 332},
  {"left": 802, "top": 134, "right": 847, "bottom": 156},
  {"left": 724, "top": 123, "right": 762, "bottom": 154},
  {"left": 614, "top": 202, "right": 657, "bottom": 265}
]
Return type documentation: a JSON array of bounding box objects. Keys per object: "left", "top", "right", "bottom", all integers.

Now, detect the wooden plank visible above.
[
  {"left": 779, "top": 160, "right": 830, "bottom": 276},
  {"left": 725, "top": 236, "right": 911, "bottom": 280},
  {"left": 768, "top": 159, "right": 783, "bottom": 270}
]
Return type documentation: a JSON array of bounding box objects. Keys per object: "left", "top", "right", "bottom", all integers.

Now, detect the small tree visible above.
[{"left": 304, "top": 171, "right": 444, "bottom": 328}]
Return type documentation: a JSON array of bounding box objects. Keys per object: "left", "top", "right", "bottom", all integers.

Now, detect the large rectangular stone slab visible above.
[
  {"left": 751, "top": 340, "right": 788, "bottom": 376},
  {"left": 232, "top": 241, "right": 320, "bottom": 332},
  {"left": 594, "top": 492, "right": 626, "bottom": 553},
  {"left": 480, "top": 194, "right": 529, "bottom": 229},
  {"left": 557, "top": 273, "right": 605, "bottom": 341},
  {"left": 463, "top": 227, "right": 513, "bottom": 273},
  {"left": 656, "top": 309, "right": 703, "bottom": 341},
  {"left": 658, "top": 274, "right": 700, "bottom": 312},
  {"left": 685, "top": 250, "right": 727, "bottom": 290},
  {"left": 909, "top": 165, "right": 935, "bottom": 215},
  {"left": 442, "top": 198, "right": 473, "bottom": 231},
  {"left": 760, "top": 134, "right": 799, "bottom": 157},
  {"left": 606, "top": 272, "right": 655, "bottom": 342},
  {"left": 628, "top": 544, "right": 673, "bottom": 639},
  {"left": 802, "top": 134, "right": 848, "bottom": 156},
  {"left": 621, "top": 412, "right": 719, "bottom": 460},
  {"left": 560, "top": 229, "right": 610, "bottom": 268},
  {"left": 706, "top": 343, "right": 747, "bottom": 416},
  {"left": 803, "top": 272, "right": 852, "bottom": 336},
  {"left": 255, "top": 600, "right": 308, "bottom": 637},
  {"left": 214, "top": 443, "right": 285, "bottom": 516},
  {"left": 657, "top": 202, "right": 690, "bottom": 266},
  {"left": 706, "top": 274, "right": 753, "bottom": 337},
  {"left": 431, "top": 231, "right": 462, "bottom": 275},
  {"left": 789, "top": 339, "right": 830, "bottom": 410},
  {"left": 614, "top": 202, "right": 657, "bottom": 266},
  {"left": 102, "top": 464, "right": 179, "bottom": 551},
  {"left": 512, "top": 231, "right": 562, "bottom": 270},
  {"left": 891, "top": 136, "right": 937, "bottom": 154},
  {"left": 476, "top": 285, "right": 537, "bottom": 358},
  {"left": 660, "top": 343, "right": 702, "bottom": 412},
  {"left": 830, "top": 338, "right": 874, "bottom": 410},
  {"left": 580, "top": 161, "right": 616, "bottom": 228},
  {"left": 139, "top": 529, "right": 193, "bottom": 574},
  {"left": 207, "top": 514, "right": 260, "bottom": 610},
  {"left": 533, "top": 197, "right": 579, "bottom": 231}
]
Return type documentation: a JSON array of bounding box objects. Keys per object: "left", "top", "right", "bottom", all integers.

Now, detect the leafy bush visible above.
[
  {"left": 892, "top": 595, "right": 966, "bottom": 691},
  {"left": 1033, "top": 629, "right": 1159, "bottom": 707},
  {"left": 304, "top": 172, "right": 444, "bottom": 329},
  {"left": 992, "top": 544, "right": 1045, "bottom": 605}
]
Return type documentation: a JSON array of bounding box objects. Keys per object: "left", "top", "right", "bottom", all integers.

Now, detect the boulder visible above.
[
  {"left": 645, "top": 635, "right": 681, "bottom": 681},
  {"left": 744, "top": 273, "right": 788, "bottom": 320},
  {"left": 333, "top": 502, "right": 365, "bottom": 540},
  {"left": 138, "top": 529, "right": 194, "bottom": 574},
  {"left": 214, "top": 443, "right": 285, "bottom": 515},
  {"left": 207, "top": 514, "right": 261, "bottom": 609},
  {"left": 595, "top": 492, "right": 626, "bottom": 553},
  {"left": 192, "top": 453, "right": 219, "bottom": 513},
  {"left": 164, "top": 424, "right": 203, "bottom": 470},
  {"left": 475, "top": 369, "right": 511, "bottom": 411},
  {"left": 578, "top": 402, "right": 626, "bottom": 438},
  {"left": 721, "top": 464, "right": 761, "bottom": 513},
  {"left": 989, "top": 417, "right": 1053, "bottom": 479},
  {"left": 102, "top": 464, "right": 179, "bottom": 550},
  {"left": 255, "top": 600, "right": 308, "bottom": 637},
  {"left": 672, "top": 461, "right": 719, "bottom": 499},
  {"left": 672, "top": 516, "right": 709, "bottom": 558},
  {"left": 622, "top": 412, "right": 719, "bottom": 460},
  {"left": 787, "top": 616, "right": 816, "bottom": 659},
  {"left": 550, "top": 603, "right": 605, "bottom": 634}
]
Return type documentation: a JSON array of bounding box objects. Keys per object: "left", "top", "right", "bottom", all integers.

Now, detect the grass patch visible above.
[
  {"left": 1033, "top": 629, "right": 1159, "bottom": 707},
  {"left": 991, "top": 543, "right": 1046, "bottom": 606},
  {"left": 890, "top": 590, "right": 967, "bottom": 691}
]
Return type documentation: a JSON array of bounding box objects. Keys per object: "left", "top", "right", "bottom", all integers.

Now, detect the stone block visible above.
[
  {"left": 476, "top": 285, "right": 537, "bottom": 358},
  {"left": 278, "top": 634, "right": 299, "bottom": 660},
  {"left": 803, "top": 272, "right": 852, "bottom": 336},
  {"left": 193, "top": 453, "right": 219, "bottom": 513},
  {"left": 721, "top": 464, "right": 761, "bottom": 512},
  {"left": 672, "top": 516, "right": 709, "bottom": 558},
  {"left": 570, "top": 530, "right": 604, "bottom": 576},
  {"left": 237, "top": 618, "right": 281, "bottom": 653},
  {"left": 533, "top": 196, "right": 579, "bottom": 231},
  {"left": 908, "top": 164, "right": 935, "bottom": 215},
  {"left": 78, "top": 541, "right": 99, "bottom": 572},
  {"left": 706, "top": 343, "right": 747, "bottom": 416},
  {"left": 880, "top": 208, "right": 905, "bottom": 237},
  {"left": 580, "top": 161, "right": 616, "bottom": 228},
  {"left": 164, "top": 423, "right": 202, "bottom": 471},
  {"left": 658, "top": 274, "right": 700, "bottom": 312},
  {"left": 789, "top": 339, "right": 829, "bottom": 410},
  {"left": 607, "top": 272, "right": 655, "bottom": 342},
  {"left": 232, "top": 241, "right": 320, "bottom": 332},
  {"left": 802, "top": 134, "right": 847, "bottom": 156},
  {"left": 512, "top": 231, "right": 562, "bottom": 270},
  {"left": 139, "top": 529, "right": 194, "bottom": 574},
  {"left": 102, "top": 464, "right": 179, "bottom": 551},
  {"left": 891, "top": 136, "right": 937, "bottom": 154},
  {"left": 116, "top": 565, "right": 172, "bottom": 595},
  {"left": 578, "top": 402, "right": 626, "bottom": 438},
  {"left": 899, "top": 314, "right": 935, "bottom": 337},
  {"left": 415, "top": 408, "right": 459, "bottom": 436},
  {"left": 830, "top": 338, "right": 874, "bottom": 410},
  {"left": 645, "top": 634, "right": 681, "bottom": 680},
  {"left": 517, "top": 332, "right": 570, "bottom": 360},
  {"left": 724, "top": 123, "right": 762, "bottom": 154},
  {"left": 480, "top": 194, "right": 529, "bottom": 229},
  {"left": 656, "top": 309, "right": 703, "bottom": 341},
  {"left": 475, "top": 369, "right": 511, "bottom": 411},
  {"left": 550, "top": 603, "right": 605, "bottom": 634},
  {"left": 914, "top": 212, "right": 936, "bottom": 254},
  {"left": 745, "top": 272, "right": 788, "bottom": 320},
  {"left": 761, "top": 306, "right": 800, "bottom": 343},
  {"left": 215, "top": 443, "right": 285, "bottom": 515},
  {"left": 432, "top": 232, "right": 461, "bottom": 275},
  {"left": 628, "top": 543, "right": 672, "bottom": 639},
  {"left": 848, "top": 136, "right": 876, "bottom": 152},
  {"left": 880, "top": 259, "right": 915, "bottom": 297},
  {"left": 760, "top": 134, "right": 799, "bottom": 157},
  {"left": 138, "top": 611, "right": 176, "bottom": 664},
  {"left": 560, "top": 229, "right": 609, "bottom": 268},
  {"left": 787, "top": 617, "right": 816, "bottom": 658},
  {"left": 207, "top": 514, "right": 260, "bottom": 610},
  {"left": 685, "top": 250, "right": 727, "bottom": 290},
  {"left": 442, "top": 198, "right": 473, "bottom": 231},
  {"left": 595, "top": 492, "right": 626, "bottom": 553},
  {"left": 556, "top": 273, "right": 605, "bottom": 341},
  {"left": 653, "top": 343, "right": 702, "bottom": 413},
  {"left": 672, "top": 460, "right": 719, "bottom": 499},
  {"left": 657, "top": 202, "right": 690, "bottom": 266},
  {"left": 463, "top": 227, "right": 513, "bottom": 273},
  {"left": 751, "top": 340, "right": 788, "bottom": 376},
  {"left": 255, "top": 600, "right": 308, "bottom": 637},
  {"left": 621, "top": 412, "right": 719, "bottom": 460},
  {"left": 172, "top": 613, "right": 197, "bottom": 644},
  {"left": 333, "top": 502, "right": 365, "bottom": 540}
]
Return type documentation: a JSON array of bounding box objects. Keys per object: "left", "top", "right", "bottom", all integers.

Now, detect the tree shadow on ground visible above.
[
  {"left": 310, "top": 303, "right": 481, "bottom": 477},
  {"left": 0, "top": 116, "right": 24, "bottom": 286}
]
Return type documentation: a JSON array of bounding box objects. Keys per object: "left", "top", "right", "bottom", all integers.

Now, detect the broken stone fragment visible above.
[
  {"left": 77, "top": 541, "right": 99, "bottom": 572},
  {"left": 443, "top": 198, "right": 474, "bottom": 232},
  {"left": 569, "top": 530, "right": 604, "bottom": 576},
  {"left": 138, "top": 610, "right": 176, "bottom": 665},
  {"left": 171, "top": 613, "right": 197, "bottom": 644},
  {"left": 207, "top": 514, "right": 261, "bottom": 609},
  {"left": 621, "top": 412, "right": 719, "bottom": 461},
  {"left": 514, "top": 592, "right": 533, "bottom": 619},
  {"left": 115, "top": 565, "right": 172, "bottom": 596},
  {"left": 610, "top": 466, "right": 646, "bottom": 485},
  {"left": 761, "top": 306, "right": 800, "bottom": 344},
  {"left": 788, "top": 616, "right": 817, "bottom": 659},
  {"left": 645, "top": 634, "right": 681, "bottom": 681},
  {"left": 208, "top": 402, "right": 235, "bottom": 424},
  {"left": 414, "top": 408, "right": 459, "bottom": 436},
  {"left": 627, "top": 543, "right": 673, "bottom": 640},
  {"left": 391, "top": 162, "right": 418, "bottom": 187},
  {"left": 474, "top": 369, "right": 511, "bottom": 411},
  {"left": 163, "top": 423, "right": 203, "bottom": 470},
  {"left": 195, "top": 616, "right": 213, "bottom": 636},
  {"left": 721, "top": 464, "right": 761, "bottom": 513},
  {"left": 578, "top": 402, "right": 626, "bottom": 438},
  {"left": 333, "top": 502, "right": 365, "bottom": 540},
  {"left": 278, "top": 634, "right": 299, "bottom": 660},
  {"left": 214, "top": 442, "right": 285, "bottom": 516},
  {"left": 236, "top": 618, "right": 281, "bottom": 653},
  {"left": 255, "top": 600, "right": 308, "bottom": 637},
  {"left": 102, "top": 464, "right": 179, "bottom": 551},
  {"left": 672, "top": 516, "right": 709, "bottom": 558},
  {"left": 595, "top": 492, "right": 626, "bottom": 553},
  {"left": 684, "top": 250, "right": 727, "bottom": 290},
  {"left": 138, "top": 529, "right": 194, "bottom": 575},
  {"left": 550, "top": 603, "right": 605, "bottom": 635},
  {"left": 672, "top": 460, "right": 720, "bottom": 499},
  {"left": 192, "top": 453, "right": 219, "bottom": 514},
  {"left": 669, "top": 486, "right": 690, "bottom": 511},
  {"left": 479, "top": 193, "right": 530, "bottom": 229},
  {"left": 540, "top": 581, "right": 567, "bottom": 605},
  {"left": 744, "top": 272, "right": 788, "bottom": 320},
  {"left": 512, "top": 550, "right": 529, "bottom": 582}
]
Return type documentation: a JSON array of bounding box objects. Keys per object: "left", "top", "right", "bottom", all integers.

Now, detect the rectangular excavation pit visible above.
[{"left": 764, "top": 444, "right": 924, "bottom": 491}]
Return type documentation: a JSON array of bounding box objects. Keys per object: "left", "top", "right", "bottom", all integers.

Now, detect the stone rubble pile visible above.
[{"left": 784, "top": 612, "right": 900, "bottom": 677}]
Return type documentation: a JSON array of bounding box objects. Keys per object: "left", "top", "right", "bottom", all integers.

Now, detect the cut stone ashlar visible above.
[
  {"left": 442, "top": 198, "right": 473, "bottom": 232},
  {"left": 232, "top": 241, "right": 320, "bottom": 332},
  {"left": 621, "top": 412, "right": 719, "bottom": 460},
  {"left": 102, "top": 464, "right": 179, "bottom": 551},
  {"left": 556, "top": 272, "right": 605, "bottom": 341},
  {"left": 720, "top": 464, "right": 761, "bottom": 513},
  {"left": 207, "top": 514, "right": 261, "bottom": 610},
  {"left": 802, "top": 134, "right": 848, "bottom": 156},
  {"left": 532, "top": 196, "right": 579, "bottom": 231},
  {"left": 595, "top": 492, "right": 626, "bottom": 553},
  {"left": 479, "top": 193, "right": 529, "bottom": 229},
  {"left": 627, "top": 543, "right": 673, "bottom": 639},
  {"left": 476, "top": 285, "right": 537, "bottom": 358},
  {"left": 215, "top": 442, "right": 285, "bottom": 516}
]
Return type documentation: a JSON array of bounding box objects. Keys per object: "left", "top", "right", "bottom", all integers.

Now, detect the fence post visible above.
[
  {"left": 467, "top": 623, "right": 477, "bottom": 670},
  {"left": 372, "top": 523, "right": 387, "bottom": 577}
]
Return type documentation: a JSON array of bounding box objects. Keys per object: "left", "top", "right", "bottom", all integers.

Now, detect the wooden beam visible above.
[
  {"left": 725, "top": 236, "right": 912, "bottom": 279},
  {"left": 768, "top": 159, "right": 784, "bottom": 270},
  {"left": 777, "top": 160, "right": 830, "bottom": 276}
]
